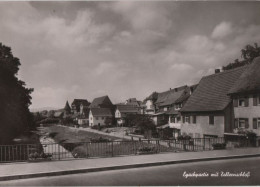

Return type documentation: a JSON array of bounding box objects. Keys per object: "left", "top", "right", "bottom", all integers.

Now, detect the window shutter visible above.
[
  {"left": 233, "top": 98, "right": 238, "bottom": 107},
  {"left": 234, "top": 119, "right": 238, "bottom": 128},
  {"left": 188, "top": 116, "right": 190, "bottom": 123},
  {"left": 253, "top": 118, "right": 257, "bottom": 129},
  {"left": 182, "top": 116, "right": 185, "bottom": 123},
  {"left": 245, "top": 97, "right": 249, "bottom": 107},
  {"left": 193, "top": 116, "right": 196, "bottom": 124},
  {"left": 253, "top": 95, "right": 258, "bottom": 106},
  {"left": 245, "top": 118, "right": 249, "bottom": 128}
]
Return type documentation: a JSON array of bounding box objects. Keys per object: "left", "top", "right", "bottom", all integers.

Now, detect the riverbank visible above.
[{"left": 42, "top": 125, "right": 126, "bottom": 143}]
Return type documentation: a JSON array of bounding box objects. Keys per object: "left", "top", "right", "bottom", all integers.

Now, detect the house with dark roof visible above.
[
  {"left": 89, "top": 108, "right": 113, "bottom": 127},
  {"left": 180, "top": 66, "right": 246, "bottom": 138},
  {"left": 71, "top": 99, "right": 90, "bottom": 114},
  {"left": 115, "top": 104, "right": 139, "bottom": 126},
  {"left": 227, "top": 57, "right": 260, "bottom": 140},
  {"left": 89, "top": 95, "right": 114, "bottom": 109},
  {"left": 125, "top": 98, "right": 141, "bottom": 107},
  {"left": 144, "top": 85, "right": 196, "bottom": 127}
]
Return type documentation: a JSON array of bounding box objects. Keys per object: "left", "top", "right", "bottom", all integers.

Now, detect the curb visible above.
[{"left": 1, "top": 153, "right": 260, "bottom": 181}]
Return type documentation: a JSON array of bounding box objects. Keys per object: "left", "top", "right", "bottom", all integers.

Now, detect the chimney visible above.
[
  {"left": 215, "top": 69, "right": 220, "bottom": 74},
  {"left": 170, "top": 88, "right": 171, "bottom": 90},
  {"left": 174, "top": 88, "right": 178, "bottom": 92}
]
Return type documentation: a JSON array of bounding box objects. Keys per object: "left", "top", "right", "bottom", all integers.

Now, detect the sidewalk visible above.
[{"left": 0, "top": 147, "right": 260, "bottom": 181}]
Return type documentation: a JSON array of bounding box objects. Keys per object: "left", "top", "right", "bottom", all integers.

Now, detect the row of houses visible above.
[
  {"left": 148, "top": 57, "right": 260, "bottom": 142},
  {"left": 59, "top": 95, "right": 142, "bottom": 127},
  {"left": 57, "top": 57, "right": 260, "bottom": 142}
]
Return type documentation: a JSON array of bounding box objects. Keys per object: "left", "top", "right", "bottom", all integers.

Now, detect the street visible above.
[{"left": 1, "top": 157, "right": 260, "bottom": 186}]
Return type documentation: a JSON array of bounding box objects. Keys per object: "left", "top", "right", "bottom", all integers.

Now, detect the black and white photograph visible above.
[{"left": 0, "top": 1, "right": 260, "bottom": 186}]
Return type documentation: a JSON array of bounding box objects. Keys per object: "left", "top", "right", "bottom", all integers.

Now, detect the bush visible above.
[
  {"left": 90, "top": 136, "right": 110, "bottom": 143},
  {"left": 212, "top": 143, "right": 226, "bottom": 150},
  {"left": 91, "top": 125, "right": 101, "bottom": 130},
  {"left": 72, "top": 146, "right": 88, "bottom": 158},
  {"left": 38, "top": 118, "right": 59, "bottom": 124},
  {"left": 48, "top": 132, "right": 58, "bottom": 138},
  {"left": 178, "top": 135, "right": 192, "bottom": 140}
]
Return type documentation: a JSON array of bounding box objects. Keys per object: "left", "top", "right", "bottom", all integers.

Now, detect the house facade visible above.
[
  {"left": 228, "top": 57, "right": 260, "bottom": 138},
  {"left": 115, "top": 104, "right": 139, "bottom": 126},
  {"left": 180, "top": 66, "right": 246, "bottom": 138},
  {"left": 89, "top": 108, "right": 113, "bottom": 127}
]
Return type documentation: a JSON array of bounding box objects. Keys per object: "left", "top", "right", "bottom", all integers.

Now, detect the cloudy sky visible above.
[{"left": 1, "top": 1, "right": 260, "bottom": 109}]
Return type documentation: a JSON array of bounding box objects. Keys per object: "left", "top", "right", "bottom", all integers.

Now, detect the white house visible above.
[
  {"left": 89, "top": 108, "right": 113, "bottom": 127},
  {"left": 115, "top": 105, "right": 139, "bottom": 126},
  {"left": 180, "top": 66, "right": 246, "bottom": 138}
]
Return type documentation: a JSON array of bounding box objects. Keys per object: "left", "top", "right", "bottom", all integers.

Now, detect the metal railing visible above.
[{"left": 0, "top": 137, "right": 253, "bottom": 163}]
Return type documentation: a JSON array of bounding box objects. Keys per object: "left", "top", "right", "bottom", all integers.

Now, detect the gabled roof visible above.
[
  {"left": 64, "top": 101, "right": 71, "bottom": 112},
  {"left": 71, "top": 99, "right": 90, "bottom": 107},
  {"left": 228, "top": 57, "right": 260, "bottom": 95},
  {"left": 181, "top": 66, "right": 246, "bottom": 112},
  {"left": 116, "top": 105, "right": 139, "bottom": 113},
  {"left": 90, "top": 108, "right": 113, "bottom": 117},
  {"left": 89, "top": 95, "right": 113, "bottom": 108},
  {"left": 125, "top": 98, "right": 141, "bottom": 107},
  {"left": 155, "top": 85, "right": 187, "bottom": 107}
]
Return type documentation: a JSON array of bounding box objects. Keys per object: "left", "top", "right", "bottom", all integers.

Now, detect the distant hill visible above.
[{"left": 30, "top": 107, "right": 59, "bottom": 113}]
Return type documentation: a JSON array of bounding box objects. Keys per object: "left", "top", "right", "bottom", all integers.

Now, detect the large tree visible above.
[
  {"left": 223, "top": 43, "right": 260, "bottom": 71},
  {"left": 0, "top": 43, "right": 33, "bottom": 144}
]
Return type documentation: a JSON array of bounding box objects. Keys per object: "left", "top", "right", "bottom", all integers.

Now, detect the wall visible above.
[
  {"left": 115, "top": 109, "right": 121, "bottom": 118},
  {"left": 234, "top": 94, "right": 260, "bottom": 135},
  {"left": 145, "top": 100, "right": 155, "bottom": 114},
  {"left": 181, "top": 115, "right": 225, "bottom": 138}
]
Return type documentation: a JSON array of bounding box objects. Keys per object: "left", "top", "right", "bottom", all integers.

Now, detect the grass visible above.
[
  {"left": 41, "top": 125, "right": 181, "bottom": 159},
  {"left": 43, "top": 125, "right": 121, "bottom": 143}
]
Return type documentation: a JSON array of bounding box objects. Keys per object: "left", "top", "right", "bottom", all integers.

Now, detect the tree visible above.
[
  {"left": 125, "top": 114, "right": 156, "bottom": 132},
  {"left": 0, "top": 43, "right": 33, "bottom": 144},
  {"left": 64, "top": 101, "right": 71, "bottom": 114},
  {"left": 241, "top": 43, "right": 260, "bottom": 62},
  {"left": 223, "top": 43, "right": 260, "bottom": 71},
  {"left": 104, "top": 117, "right": 115, "bottom": 126}
]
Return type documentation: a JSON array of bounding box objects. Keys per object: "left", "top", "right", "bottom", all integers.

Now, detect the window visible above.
[
  {"left": 238, "top": 119, "right": 245, "bottom": 128},
  {"left": 164, "top": 107, "right": 168, "bottom": 111},
  {"left": 185, "top": 116, "right": 190, "bottom": 123},
  {"left": 170, "top": 117, "right": 175, "bottom": 123},
  {"left": 239, "top": 99, "right": 245, "bottom": 107},
  {"left": 96, "top": 117, "right": 99, "bottom": 120},
  {"left": 192, "top": 116, "right": 196, "bottom": 124},
  {"left": 102, "top": 117, "right": 104, "bottom": 120},
  {"left": 188, "top": 133, "right": 193, "bottom": 138},
  {"left": 236, "top": 118, "right": 249, "bottom": 129},
  {"left": 209, "top": 116, "right": 214, "bottom": 125},
  {"left": 90, "top": 117, "right": 92, "bottom": 120},
  {"left": 253, "top": 118, "right": 260, "bottom": 129}
]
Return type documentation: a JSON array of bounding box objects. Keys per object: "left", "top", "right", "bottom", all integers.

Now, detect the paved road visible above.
[{"left": 1, "top": 157, "right": 260, "bottom": 186}]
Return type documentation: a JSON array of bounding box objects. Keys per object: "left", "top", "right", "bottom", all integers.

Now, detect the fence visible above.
[{"left": 0, "top": 137, "right": 252, "bottom": 163}]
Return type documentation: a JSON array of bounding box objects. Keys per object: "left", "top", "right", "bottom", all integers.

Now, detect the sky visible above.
[{"left": 0, "top": 1, "right": 260, "bottom": 109}]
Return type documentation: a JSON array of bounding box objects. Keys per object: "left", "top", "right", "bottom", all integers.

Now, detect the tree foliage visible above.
[
  {"left": 0, "top": 43, "right": 33, "bottom": 144},
  {"left": 223, "top": 43, "right": 260, "bottom": 71},
  {"left": 125, "top": 114, "right": 156, "bottom": 133}
]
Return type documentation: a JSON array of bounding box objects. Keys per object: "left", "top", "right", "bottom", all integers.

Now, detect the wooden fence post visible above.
[
  {"left": 58, "top": 144, "right": 60, "bottom": 160},
  {"left": 111, "top": 141, "right": 114, "bottom": 157}
]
